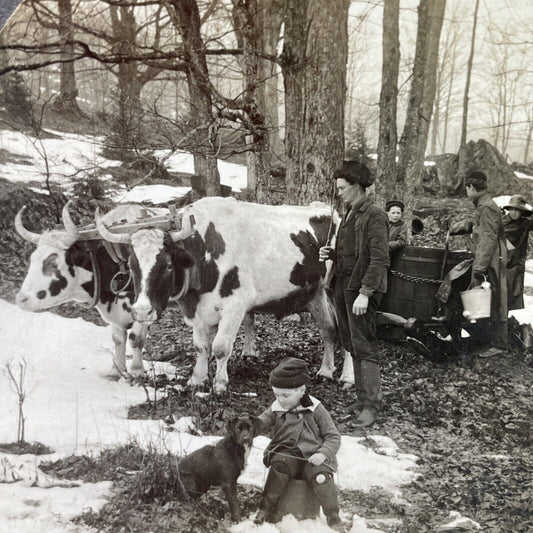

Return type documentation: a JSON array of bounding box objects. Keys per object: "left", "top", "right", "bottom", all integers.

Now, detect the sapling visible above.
[{"left": 4, "top": 359, "right": 28, "bottom": 443}]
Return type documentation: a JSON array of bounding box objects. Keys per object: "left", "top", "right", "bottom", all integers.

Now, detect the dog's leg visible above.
[{"left": 221, "top": 481, "right": 241, "bottom": 522}]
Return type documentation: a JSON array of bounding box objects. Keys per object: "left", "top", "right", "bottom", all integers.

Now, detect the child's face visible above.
[
  {"left": 507, "top": 207, "right": 522, "bottom": 220},
  {"left": 272, "top": 385, "right": 306, "bottom": 410},
  {"left": 387, "top": 206, "right": 403, "bottom": 224}
]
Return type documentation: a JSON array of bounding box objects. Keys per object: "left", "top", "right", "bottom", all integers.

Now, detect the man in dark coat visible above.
[
  {"left": 502, "top": 194, "right": 533, "bottom": 310},
  {"left": 450, "top": 170, "right": 508, "bottom": 358},
  {"left": 319, "top": 161, "right": 389, "bottom": 426}
]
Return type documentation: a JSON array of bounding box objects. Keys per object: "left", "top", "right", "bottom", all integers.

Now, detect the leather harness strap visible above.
[{"left": 79, "top": 247, "right": 101, "bottom": 310}]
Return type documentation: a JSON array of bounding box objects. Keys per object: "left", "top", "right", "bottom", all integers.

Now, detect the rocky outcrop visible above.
[
  {"left": 431, "top": 140, "right": 531, "bottom": 198},
  {"left": 457, "top": 139, "right": 529, "bottom": 197}
]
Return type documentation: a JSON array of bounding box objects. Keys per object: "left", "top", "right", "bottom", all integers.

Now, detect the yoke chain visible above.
[{"left": 390, "top": 269, "right": 443, "bottom": 285}]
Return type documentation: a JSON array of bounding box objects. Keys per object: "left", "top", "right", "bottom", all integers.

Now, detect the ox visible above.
[
  {"left": 96, "top": 197, "right": 352, "bottom": 393},
  {"left": 14, "top": 202, "right": 162, "bottom": 378}
]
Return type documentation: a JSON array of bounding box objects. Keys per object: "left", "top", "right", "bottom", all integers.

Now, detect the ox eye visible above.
[{"left": 42, "top": 253, "right": 59, "bottom": 275}]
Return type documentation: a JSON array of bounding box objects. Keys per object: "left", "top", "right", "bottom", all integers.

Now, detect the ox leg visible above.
[
  {"left": 339, "top": 349, "right": 355, "bottom": 388},
  {"left": 212, "top": 308, "right": 247, "bottom": 394},
  {"left": 188, "top": 324, "right": 216, "bottom": 388},
  {"left": 307, "top": 291, "right": 338, "bottom": 380},
  {"left": 241, "top": 313, "right": 258, "bottom": 358},
  {"left": 110, "top": 326, "right": 128, "bottom": 379},
  {"left": 128, "top": 323, "right": 148, "bottom": 377}
]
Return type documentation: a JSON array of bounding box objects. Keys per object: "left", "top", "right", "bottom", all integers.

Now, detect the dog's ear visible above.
[{"left": 250, "top": 415, "right": 264, "bottom": 435}]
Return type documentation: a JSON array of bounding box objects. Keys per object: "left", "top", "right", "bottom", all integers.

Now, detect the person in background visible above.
[
  {"left": 319, "top": 161, "right": 389, "bottom": 426},
  {"left": 502, "top": 194, "right": 533, "bottom": 311},
  {"left": 386, "top": 200, "right": 408, "bottom": 252},
  {"left": 449, "top": 170, "right": 508, "bottom": 358}
]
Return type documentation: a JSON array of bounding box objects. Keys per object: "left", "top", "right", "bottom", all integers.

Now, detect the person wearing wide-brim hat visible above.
[
  {"left": 385, "top": 200, "right": 408, "bottom": 252},
  {"left": 502, "top": 194, "right": 533, "bottom": 310}
]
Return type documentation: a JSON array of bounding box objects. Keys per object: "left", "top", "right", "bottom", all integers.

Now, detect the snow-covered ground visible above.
[
  {"left": 0, "top": 299, "right": 419, "bottom": 533},
  {"left": 0, "top": 129, "right": 247, "bottom": 204}
]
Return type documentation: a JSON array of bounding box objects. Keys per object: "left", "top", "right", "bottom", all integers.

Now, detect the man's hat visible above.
[
  {"left": 333, "top": 160, "right": 374, "bottom": 187},
  {"left": 504, "top": 194, "right": 533, "bottom": 213},
  {"left": 269, "top": 357, "right": 310, "bottom": 388},
  {"left": 385, "top": 200, "right": 404, "bottom": 212},
  {"left": 465, "top": 170, "right": 487, "bottom": 187}
]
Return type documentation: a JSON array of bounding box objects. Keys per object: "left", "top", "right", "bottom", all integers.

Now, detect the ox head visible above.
[
  {"left": 15, "top": 202, "right": 94, "bottom": 310},
  {"left": 96, "top": 211, "right": 195, "bottom": 324}
]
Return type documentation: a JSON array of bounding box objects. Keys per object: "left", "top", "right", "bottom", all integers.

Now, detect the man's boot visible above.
[
  {"left": 254, "top": 465, "right": 290, "bottom": 524},
  {"left": 311, "top": 474, "right": 346, "bottom": 532},
  {"left": 346, "top": 358, "right": 363, "bottom": 413},
  {"left": 354, "top": 360, "right": 382, "bottom": 427}
]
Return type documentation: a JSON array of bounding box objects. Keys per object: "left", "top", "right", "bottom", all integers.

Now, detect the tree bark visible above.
[
  {"left": 54, "top": 0, "right": 82, "bottom": 115},
  {"left": 110, "top": 5, "right": 143, "bottom": 149},
  {"left": 397, "top": 0, "right": 431, "bottom": 204},
  {"left": 376, "top": 0, "right": 400, "bottom": 206},
  {"left": 231, "top": 0, "right": 273, "bottom": 203},
  {"left": 460, "top": 0, "right": 480, "bottom": 148},
  {"left": 283, "top": 0, "right": 349, "bottom": 205},
  {"left": 417, "top": 0, "right": 446, "bottom": 161},
  {"left": 168, "top": 0, "right": 221, "bottom": 195}
]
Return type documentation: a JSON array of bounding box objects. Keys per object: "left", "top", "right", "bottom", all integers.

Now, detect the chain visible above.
[{"left": 390, "top": 269, "right": 443, "bottom": 285}]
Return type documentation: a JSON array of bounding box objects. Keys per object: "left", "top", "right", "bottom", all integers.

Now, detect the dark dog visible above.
[{"left": 177, "top": 415, "right": 260, "bottom": 521}]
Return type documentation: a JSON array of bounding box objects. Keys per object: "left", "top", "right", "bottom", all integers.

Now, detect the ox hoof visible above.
[
  {"left": 129, "top": 367, "right": 145, "bottom": 379},
  {"left": 213, "top": 382, "right": 229, "bottom": 396},
  {"left": 187, "top": 377, "right": 209, "bottom": 391},
  {"left": 341, "top": 381, "right": 354, "bottom": 390},
  {"left": 106, "top": 368, "right": 126, "bottom": 381},
  {"left": 316, "top": 370, "right": 335, "bottom": 381},
  {"left": 241, "top": 351, "right": 259, "bottom": 358}
]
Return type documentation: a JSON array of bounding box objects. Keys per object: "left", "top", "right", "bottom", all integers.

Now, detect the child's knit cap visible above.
[{"left": 269, "top": 357, "right": 310, "bottom": 388}]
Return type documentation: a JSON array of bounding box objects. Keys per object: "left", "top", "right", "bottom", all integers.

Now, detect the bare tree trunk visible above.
[
  {"left": 376, "top": 0, "right": 400, "bottom": 206},
  {"left": 460, "top": 0, "right": 480, "bottom": 148},
  {"left": 259, "top": 0, "right": 284, "bottom": 160},
  {"left": 397, "top": 0, "right": 431, "bottom": 202},
  {"left": 283, "top": 0, "right": 349, "bottom": 205},
  {"left": 231, "top": 0, "right": 273, "bottom": 203},
  {"left": 524, "top": 107, "right": 533, "bottom": 164},
  {"left": 168, "top": 0, "right": 220, "bottom": 195},
  {"left": 442, "top": 44, "right": 456, "bottom": 152},
  {"left": 54, "top": 0, "right": 81, "bottom": 115},
  {"left": 110, "top": 5, "right": 143, "bottom": 149},
  {"left": 417, "top": 0, "right": 446, "bottom": 160}
]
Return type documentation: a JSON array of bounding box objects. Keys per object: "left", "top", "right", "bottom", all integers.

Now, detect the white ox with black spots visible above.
[
  {"left": 14, "top": 203, "right": 164, "bottom": 379},
  {"left": 96, "top": 197, "right": 353, "bottom": 393}
]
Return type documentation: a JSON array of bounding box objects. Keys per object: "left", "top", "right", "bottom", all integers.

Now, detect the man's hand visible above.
[
  {"left": 319, "top": 246, "right": 335, "bottom": 262},
  {"left": 468, "top": 270, "right": 485, "bottom": 289},
  {"left": 352, "top": 293, "right": 369, "bottom": 315},
  {"left": 308, "top": 452, "right": 327, "bottom": 466}
]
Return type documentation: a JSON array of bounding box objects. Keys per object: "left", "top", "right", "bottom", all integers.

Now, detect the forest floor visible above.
[{"left": 1, "top": 180, "right": 532, "bottom": 533}]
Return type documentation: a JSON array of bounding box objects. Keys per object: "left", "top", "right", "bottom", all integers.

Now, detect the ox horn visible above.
[
  {"left": 95, "top": 207, "right": 131, "bottom": 244},
  {"left": 15, "top": 206, "right": 40, "bottom": 244},
  {"left": 62, "top": 200, "right": 80, "bottom": 244}
]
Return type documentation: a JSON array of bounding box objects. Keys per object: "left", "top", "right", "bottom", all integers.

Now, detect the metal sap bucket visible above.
[
  {"left": 460, "top": 284, "right": 492, "bottom": 320},
  {"left": 275, "top": 479, "right": 320, "bottom": 520}
]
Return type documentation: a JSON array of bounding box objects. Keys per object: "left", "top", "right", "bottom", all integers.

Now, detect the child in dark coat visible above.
[
  {"left": 386, "top": 200, "right": 408, "bottom": 252},
  {"left": 254, "top": 357, "right": 345, "bottom": 531}
]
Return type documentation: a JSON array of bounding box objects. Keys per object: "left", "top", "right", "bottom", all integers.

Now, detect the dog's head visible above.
[{"left": 226, "top": 415, "right": 261, "bottom": 448}]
